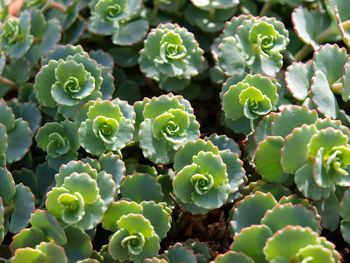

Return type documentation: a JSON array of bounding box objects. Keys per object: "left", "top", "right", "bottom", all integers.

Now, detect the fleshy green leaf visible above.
[
  {"left": 231, "top": 225, "right": 273, "bottom": 263},
  {"left": 254, "top": 136, "right": 290, "bottom": 184},
  {"left": 263, "top": 226, "right": 319, "bottom": 261},
  {"left": 230, "top": 192, "right": 277, "bottom": 233},
  {"left": 9, "top": 184, "right": 35, "bottom": 233},
  {"left": 121, "top": 173, "right": 164, "bottom": 202}
]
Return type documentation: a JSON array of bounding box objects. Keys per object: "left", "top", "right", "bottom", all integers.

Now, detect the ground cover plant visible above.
[{"left": 2, "top": 0, "right": 350, "bottom": 262}]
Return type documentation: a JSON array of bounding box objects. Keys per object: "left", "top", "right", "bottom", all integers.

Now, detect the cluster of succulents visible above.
[{"left": 2, "top": 0, "right": 350, "bottom": 262}]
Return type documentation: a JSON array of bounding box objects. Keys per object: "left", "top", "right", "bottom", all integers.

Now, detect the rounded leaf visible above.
[
  {"left": 263, "top": 226, "right": 319, "bottom": 261},
  {"left": 254, "top": 136, "right": 290, "bottom": 184},
  {"left": 121, "top": 173, "right": 163, "bottom": 203},
  {"left": 261, "top": 204, "right": 321, "bottom": 233},
  {"left": 231, "top": 225, "right": 273, "bottom": 263},
  {"left": 230, "top": 191, "right": 277, "bottom": 233}
]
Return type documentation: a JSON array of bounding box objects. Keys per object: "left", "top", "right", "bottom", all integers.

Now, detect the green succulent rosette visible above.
[
  {"left": 34, "top": 45, "right": 104, "bottom": 120},
  {"left": 78, "top": 98, "right": 135, "bottom": 156},
  {"left": 224, "top": 191, "right": 341, "bottom": 262},
  {"left": 0, "top": 99, "right": 32, "bottom": 164},
  {"left": 0, "top": 11, "right": 34, "bottom": 59},
  {"left": 35, "top": 120, "right": 79, "bottom": 170},
  {"left": 264, "top": 226, "right": 341, "bottom": 263},
  {"left": 221, "top": 74, "right": 279, "bottom": 133},
  {"left": 215, "top": 15, "right": 289, "bottom": 77},
  {"left": 229, "top": 226, "right": 340, "bottom": 263},
  {"left": 108, "top": 214, "right": 160, "bottom": 263},
  {"left": 228, "top": 192, "right": 321, "bottom": 235},
  {"left": 89, "top": 0, "right": 141, "bottom": 33},
  {"left": 102, "top": 200, "right": 172, "bottom": 238},
  {"left": 250, "top": 105, "right": 350, "bottom": 200},
  {"left": 11, "top": 241, "right": 68, "bottom": 263},
  {"left": 88, "top": 0, "right": 148, "bottom": 46},
  {"left": 46, "top": 160, "right": 116, "bottom": 230},
  {"left": 139, "top": 23, "right": 205, "bottom": 91},
  {"left": 103, "top": 200, "right": 172, "bottom": 263},
  {"left": 10, "top": 211, "right": 94, "bottom": 262},
  {"left": 137, "top": 94, "right": 200, "bottom": 164},
  {"left": 173, "top": 138, "right": 245, "bottom": 214}
]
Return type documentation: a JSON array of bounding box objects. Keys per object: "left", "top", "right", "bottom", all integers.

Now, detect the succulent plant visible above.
[
  {"left": 103, "top": 200, "right": 172, "bottom": 262},
  {"left": 251, "top": 105, "right": 350, "bottom": 200},
  {"left": 139, "top": 23, "right": 205, "bottom": 91},
  {"left": 173, "top": 138, "right": 245, "bottom": 214},
  {"left": 223, "top": 191, "right": 341, "bottom": 262},
  {"left": 221, "top": 74, "right": 279, "bottom": 133},
  {"left": 78, "top": 98, "right": 135, "bottom": 156},
  {"left": 228, "top": 191, "right": 321, "bottom": 235},
  {"left": 0, "top": 11, "right": 34, "bottom": 59},
  {"left": 10, "top": 210, "right": 93, "bottom": 262},
  {"left": 0, "top": 0, "right": 350, "bottom": 260},
  {"left": 225, "top": 225, "right": 341, "bottom": 263},
  {"left": 215, "top": 15, "right": 289, "bottom": 77},
  {"left": 88, "top": 0, "right": 149, "bottom": 46},
  {"left": 34, "top": 45, "right": 105, "bottom": 120},
  {"left": 137, "top": 94, "right": 200, "bottom": 164},
  {"left": 11, "top": 241, "right": 67, "bottom": 263},
  {"left": 35, "top": 120, "right": 79, "bottom": 170},
  {"left": 46, "top": 160, "right": 115, "bottom": 230},
  {"left": 263, "top": 226, "right": 340, "bottom": 262}
]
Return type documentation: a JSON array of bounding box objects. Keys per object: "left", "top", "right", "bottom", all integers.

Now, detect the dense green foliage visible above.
[{"left": 1, "top": 0, "right": 350, "bottom": 262}]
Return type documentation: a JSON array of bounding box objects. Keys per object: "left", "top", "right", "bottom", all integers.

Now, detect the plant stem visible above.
[
  {"left": 175, "top": 0, "right": 181, "bottom": 12},
  {"left": 294, "top": 44, "right": 313, "bottom": 61},
  {"left": 315, "top": 20, "right": 350, "bottom": 42},
  {"left": 259, "top": 1, "right": 272, "bottom": 17},
  {"left": 151, "top": 2, "right": 159, "bottom": 22},
  {"left": 331, "top": 82, "right": 343, "bottom": 94},
  {"left": 33, "top": 36, "right": 41, "bottom": 44},
  {"left": 207, "top": 0, "right": 216, "bottom": 19},
  {"left": 294, "top": 19, "right": 350, "bottom": 61},
  {"left": 0, "top": 76, "right": 18, "bottom": 90},
  {"left": 4, "top": 206, "right": 13, "bottom": 216},
  {"left": 315, "top": 27, "right": 335, "bottom": 43},
  {"left": 208, "top": 8, "right": 215, "bottom": 20},
  {"left": 51, "top": 1, "right": 66, "bottom": 12},
  {"left": 169, "top": 193, "right": 187, "bottom": 214}
]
